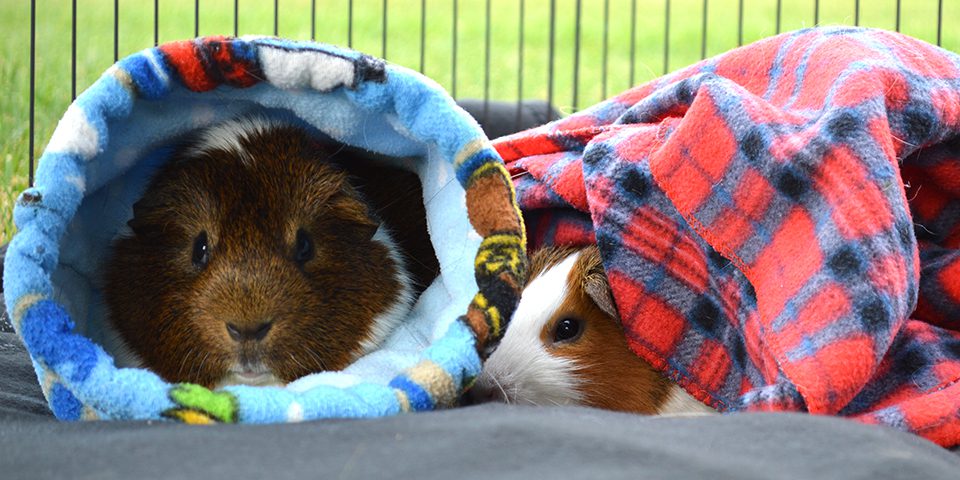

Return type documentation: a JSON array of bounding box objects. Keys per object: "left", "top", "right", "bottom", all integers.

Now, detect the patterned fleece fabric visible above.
[
  {"left": 4, "top": 36, "right": 525, "bottom": 424},
  {"left": 495, "top": 27, "right": 960, "bottom": 448}
]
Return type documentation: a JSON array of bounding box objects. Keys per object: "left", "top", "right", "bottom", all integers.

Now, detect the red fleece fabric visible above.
[{"left": 495, "top": 27, "right": 960, "bottom": 447}]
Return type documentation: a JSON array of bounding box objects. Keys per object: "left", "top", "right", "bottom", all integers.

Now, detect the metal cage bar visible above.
[
  {"left": 451, "top": 0, "right": 458, "bottom": 99},
  {"left": 516, "top": 0, "right": 525, "bottom": 131},
  {"left": 71, "top": 0, "right": 77, "bottom": 100},
  {"left": 29, "top": 0, "right": 36, "bottom": 186},
  {"left": 419, "top": 0, "right": 426, "bottom": 73},
  {"left": 547, "top": 0, "right": 556, "bottom": 121},
  {"left": 700, "top": 0, "right": 708, "bottom": 60},
  {"left": 347, "top": 0, "right": 353, "bottom": 48},
  {"left": 483, "top": 0, "right": 491, "bottom": 124},
  {"left": 737, "top": 0, "right": 743, "bottom": 46},
  {"left": 896, "top": 0, "right": 901, "bottom": 32},
  {"left": 18, "top": 0, "right": 960, "bottom": 185},
  {"left": 663, "top": 0, "right": 670, "bottom": 74},
  {"left": 602, "top": 0, "right": 609, "bottom": 99},
  {"left": 381, "top": 0, "right": 387, "bottom": 59},
  {"left": 938, "top": 0, "right": 943, "bottom": 47},
  {"left": 572, "top": 0, "right": 582, "bottom": 111},
  {"left": 776, "top": 0, "right": 782, "bottom": 33},
  {"left": 629, "top": 0, "right": 636, "bottom": 86},
  {"left": 113, "top": 0, "right": 118, "bottom": 62}
]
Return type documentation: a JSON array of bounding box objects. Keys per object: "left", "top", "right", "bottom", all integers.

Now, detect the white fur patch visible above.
[
  {"left": 358, "top": 225, "right": 415, "bottom": 355},
  {"left": 656, "top": 384, "right": 716, "bottom": 416},
  {"left": 184, "top": 115, "right": 285, "bottom": 163},
  {"left": 475, "top": 252, "right": 584, "bottom": 406}
]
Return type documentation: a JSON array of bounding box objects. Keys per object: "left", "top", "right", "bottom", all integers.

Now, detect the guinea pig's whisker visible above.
[
  {"left": 490, "top": 375, "right": 510, "bottom": 404},
  {"left": 594, "top": 392, "right": 625, "bottom": 406},
  {"left": 399, "top": 251, "right": 435, "bottom": 275},
  {"left": 194, "top": 351, "right": 212, "bottom": 383},
  {"left": 372, "top": 188, "right": 421, "bottom": 212},
  {"left": 329, "top": 285, "right": 368, "bottom": 294},
  {"left": 288, "top": 352, "right": 309, "bottom": 373},
  {"left": 177, "top": 345, "right": 198, "bottom": 380},
  {"left": 328, "top": 142, "right": 349, "bottom": 158},
  {"left": 571, "top": 361, "right": 600, "bottom": 373},
  {"left": 303, "top": 348, "right": 328, "bottom": 371},
  {"left": 423, "top": 178, "right": 458, "bottom": 207},
  {"left": 236, "top": 65, "right": 267, "bottom": 83}
]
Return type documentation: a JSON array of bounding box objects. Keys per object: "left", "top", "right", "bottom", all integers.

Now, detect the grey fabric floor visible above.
[{"left": 4, "top": 103, "right": 959, "bottom": 479}]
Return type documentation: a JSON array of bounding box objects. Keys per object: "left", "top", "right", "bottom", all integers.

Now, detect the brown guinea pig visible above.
[
  {"left": 467, "top": 245, "right": 714, "bottom": 415},
  {"left": 103, "top": 115, "right": 434, "bottom": 389}
]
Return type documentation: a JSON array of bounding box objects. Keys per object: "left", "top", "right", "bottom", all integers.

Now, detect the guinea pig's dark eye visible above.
[
  {"left": 553, "top": 317, "right": 583, "bottom": 343},
  {"left": 294, "top": 228, "right": 315, "bottom": 265},
  {"left": 191, "top": 231, "right": 210, "bottom": 269}
]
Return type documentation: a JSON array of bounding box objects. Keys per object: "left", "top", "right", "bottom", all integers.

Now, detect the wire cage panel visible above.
[{"left": 2, "top": 0, "right": 958, "bottom": 241}]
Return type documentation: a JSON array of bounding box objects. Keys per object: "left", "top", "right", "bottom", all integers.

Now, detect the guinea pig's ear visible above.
[
  {"left": 127, "top": 197, "right": 162, "bottom": 237},
  {"left": 581, "top": 247, "right": 620, "bottom": 322},
  {"left": 337, "top": 180, "right": 382, "bottom": 241},
  {"left": 354, "top": 215, "right": 380, "bottom": 241}
]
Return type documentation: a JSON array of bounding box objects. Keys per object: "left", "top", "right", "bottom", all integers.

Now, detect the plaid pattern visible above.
[{"left": 495, "top": 27, "right": 960, "bottom": 447}]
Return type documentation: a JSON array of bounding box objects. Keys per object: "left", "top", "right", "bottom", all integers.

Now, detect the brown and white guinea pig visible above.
[
  {"left": 468, "top": 245, "right": 714, "bottom": 415},
  {"left": 103, "top": 115, "right": 437, "bottom": 389}
]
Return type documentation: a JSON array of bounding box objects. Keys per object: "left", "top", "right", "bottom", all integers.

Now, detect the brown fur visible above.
[
  {"left": 525, "top": 245, "right": 581, "bottom": 282},
  {"left": 533, "top": 245, "right": 672, "bottom": 414},
  {"left": 104, "top": 121, "right": 435, "bottom": 388},
  {"left": 331, "top": 155, "right": 439, "bottom": 292}
]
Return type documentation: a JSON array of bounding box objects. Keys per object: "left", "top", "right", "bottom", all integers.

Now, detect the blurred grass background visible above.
[{"left": 2, "top": 0, "right": 959, "bottom": 243}]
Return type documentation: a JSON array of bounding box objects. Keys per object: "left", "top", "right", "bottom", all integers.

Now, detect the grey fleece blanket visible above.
[
  {"left": 2, "top": 101, "right": 958, "bottom": 479},
  {"left": 2, "top": 321, "right": 960, "bottom": 479}
]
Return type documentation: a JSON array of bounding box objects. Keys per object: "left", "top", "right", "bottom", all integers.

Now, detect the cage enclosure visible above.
[{"left": 4, "top": 1, "right": 960, "bottom": 446}]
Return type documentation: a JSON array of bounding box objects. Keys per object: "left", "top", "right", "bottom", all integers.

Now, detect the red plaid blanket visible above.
[{"left": 495, "top": 27, "right": 960, "bottom": 447}]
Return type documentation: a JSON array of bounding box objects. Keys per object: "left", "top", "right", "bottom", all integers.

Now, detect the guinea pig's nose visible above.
[
  {"left": 226, "top": 322, "right": 273, "bottom": 342},
  {"left": 462, "top": 384, "right": 499, "bottom": 405}
]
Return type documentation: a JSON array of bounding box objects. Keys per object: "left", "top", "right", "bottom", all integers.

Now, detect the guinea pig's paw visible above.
[{"left": 655, "top": 385, "right": 717, "bottom": 416}]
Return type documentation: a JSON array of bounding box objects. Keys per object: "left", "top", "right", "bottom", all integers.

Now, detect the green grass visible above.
[{"left": 2, "top": 0, "right": 959, "bottom": 243}]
